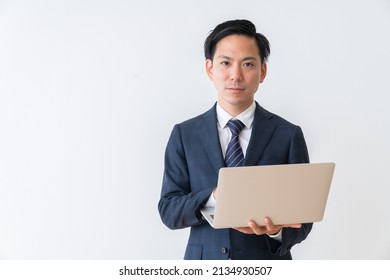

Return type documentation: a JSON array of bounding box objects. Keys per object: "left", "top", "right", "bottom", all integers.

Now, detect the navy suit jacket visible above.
[{"left": 158, "top": 102, "right": 312, "bottom": 260}]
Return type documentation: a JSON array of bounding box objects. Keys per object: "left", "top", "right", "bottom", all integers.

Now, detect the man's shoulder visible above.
[
  {"left": 175, "top": 104, "right": 216, "bottom": 128},
  {"left": 255, "top": 103, "right": 299, "bottom": 128}
]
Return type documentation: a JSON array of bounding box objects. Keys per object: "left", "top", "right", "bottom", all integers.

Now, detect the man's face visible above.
[{"left": 206, "top": 34, "right": 267, "bottom": 116}]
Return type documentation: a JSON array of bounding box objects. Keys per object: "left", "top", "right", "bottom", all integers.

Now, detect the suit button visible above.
[{"left": 221, "top": 247, "right": 228, "bottom": 254}]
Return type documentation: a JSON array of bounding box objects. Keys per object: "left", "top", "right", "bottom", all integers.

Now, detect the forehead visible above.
[{"left": 214, "top": 34, "right": 260, "bottom": 60}]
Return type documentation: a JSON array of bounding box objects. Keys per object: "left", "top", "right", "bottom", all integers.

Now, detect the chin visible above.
[{"left": 228, "top": 96, "right": 251, "bottom": 105}]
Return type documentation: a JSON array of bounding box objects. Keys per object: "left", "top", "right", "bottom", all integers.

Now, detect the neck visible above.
[{"left": 218, "top": 101, "right": 254, "bottom": 117}]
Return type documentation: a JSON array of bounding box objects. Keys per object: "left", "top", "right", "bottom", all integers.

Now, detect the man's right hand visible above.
[{"left": 213, "top": 187, "right": 218, "bottom": 199}]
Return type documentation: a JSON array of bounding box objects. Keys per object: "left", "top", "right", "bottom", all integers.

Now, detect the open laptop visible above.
[{"left": 201, "top": 162, "right": 335, "bottom": 229}]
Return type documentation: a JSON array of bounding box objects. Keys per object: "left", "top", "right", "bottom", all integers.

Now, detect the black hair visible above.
[{"left": 204, "top": 19, "right": 270, "bottom": 63}]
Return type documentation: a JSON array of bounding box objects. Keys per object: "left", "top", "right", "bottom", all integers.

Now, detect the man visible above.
[{"left": 158, "top": 19, "right": 312, "bottom": 260}]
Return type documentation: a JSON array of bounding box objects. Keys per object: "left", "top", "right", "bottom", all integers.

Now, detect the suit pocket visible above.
[{"left": 184, "top": 244, "right": 202, "bottom": 260}]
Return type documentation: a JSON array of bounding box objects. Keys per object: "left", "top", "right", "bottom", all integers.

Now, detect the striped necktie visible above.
[{"left": 225, "top": 119, "right": 245, "bottom": 167}]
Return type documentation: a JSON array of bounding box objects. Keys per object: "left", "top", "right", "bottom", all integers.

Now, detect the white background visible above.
[{"left": 0, "top": 0, "right": 389, "bottom": 260}]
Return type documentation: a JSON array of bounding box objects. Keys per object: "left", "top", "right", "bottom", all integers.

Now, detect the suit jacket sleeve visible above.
[{"left": 158, "top": 124, "right": 212, "bottom": 230}]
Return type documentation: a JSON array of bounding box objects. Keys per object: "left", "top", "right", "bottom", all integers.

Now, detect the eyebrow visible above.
[{"left": 216, "top": 55, "right": 258, "bottom": 61}]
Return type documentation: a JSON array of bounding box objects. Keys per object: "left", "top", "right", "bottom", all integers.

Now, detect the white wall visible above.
[{"left": 0, "top": 0, "right": 389, "bottom": 259}]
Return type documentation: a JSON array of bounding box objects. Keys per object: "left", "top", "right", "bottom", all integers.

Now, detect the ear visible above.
[
  {"left": 259, "top": 63, "right": 267, "bottom": 83},
  {"left": 205, "top": 59, "right": 214, "bottom": 81}
]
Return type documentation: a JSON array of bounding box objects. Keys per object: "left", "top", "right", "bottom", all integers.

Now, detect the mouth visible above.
[{"left": 226, "top": 87, "right": 245, "bottom": 93}]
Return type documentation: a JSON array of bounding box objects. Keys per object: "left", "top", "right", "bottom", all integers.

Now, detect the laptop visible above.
[{"left": 201, "top": 162, "right": 335, "bottom": 229}]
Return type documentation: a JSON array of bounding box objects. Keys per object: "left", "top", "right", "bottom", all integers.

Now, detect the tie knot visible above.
[{"left": 227, "top": 119, "right": 245, "bottom": 136}]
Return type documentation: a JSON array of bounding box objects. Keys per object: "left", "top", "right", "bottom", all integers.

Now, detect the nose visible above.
[{"left": 229, "top": 64, "right": 243, "bottom": 81}]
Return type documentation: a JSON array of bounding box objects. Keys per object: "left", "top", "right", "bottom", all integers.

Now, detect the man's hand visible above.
[
  {"left": 234, "top": 217, "right": 302, "bottom": 235},
  {"left": 212, "top": 187, "right": 218, "bottom": 199}
]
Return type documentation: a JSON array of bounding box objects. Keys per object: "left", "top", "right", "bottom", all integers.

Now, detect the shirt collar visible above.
[{"left": 216, "top": 101, "right": 256, "bottom": 129}]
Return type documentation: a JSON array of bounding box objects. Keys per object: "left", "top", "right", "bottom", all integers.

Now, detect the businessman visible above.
[{"left": 158, "top": 19, "right": 312, "bottom": 260}]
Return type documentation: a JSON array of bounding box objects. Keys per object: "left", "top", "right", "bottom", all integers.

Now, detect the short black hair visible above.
[{"left": 204, "top": 19, "right": 270, "bottom": 63}]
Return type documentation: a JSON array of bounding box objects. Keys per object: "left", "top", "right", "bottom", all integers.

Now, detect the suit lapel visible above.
[
  {"left": 196, "top": 102, "right": 276, "bottom": 171},
  {"left": 243, "top": 103, "right": 276, "bottom": 166},
  {"left": 197, "top": 104, "right": 226, "bottom": 175}
]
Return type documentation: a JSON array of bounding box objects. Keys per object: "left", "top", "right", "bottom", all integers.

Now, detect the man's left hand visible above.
[{"left": 234, "top": 217, "right": 302, "bottom": 235}]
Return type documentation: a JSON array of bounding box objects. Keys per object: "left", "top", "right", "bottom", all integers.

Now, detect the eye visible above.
[
  {"left": 221, "top": 61, "right": 230, "bottom": 66},
  {"left": 243, "top": 62, "right": 255, "bottom": 67}
]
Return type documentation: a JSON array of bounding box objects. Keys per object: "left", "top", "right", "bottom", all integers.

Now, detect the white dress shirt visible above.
[
  {"left": 216, "top": 101, "right": 256, "bottom": 159},
  {"left": 203, "top": 101, "right": 282, "bottom": 241},
  {"left": 205, "top": 101, "right": 255, "bottom": 208}
]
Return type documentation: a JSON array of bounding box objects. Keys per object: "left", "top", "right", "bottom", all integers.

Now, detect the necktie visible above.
[{"left": 225, "top": 119, "right": 245, "bottom": 167}]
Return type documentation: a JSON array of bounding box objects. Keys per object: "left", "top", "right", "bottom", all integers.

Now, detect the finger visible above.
[
  {"left": 264, "top": 217, "right": 274, "bottom": 226},
  {"left": 234, "top": 227, "right": 255, "bottom": 234},
  {"left": 248, "top": 221, "right": 266, "bottom": 235},
  {"left": 264, "top": 218, "right": 281, "bottom": 235},
  {"left": 264, "top": 217, "right": 275, "bottom": 230},
  {"left": 212, "top": 187, "right": 218, "bottom": 199},
  {"left": 283, "top": 223, "right": 302, "bottom": 229},
  {"left": 265, "top": 218, "right": 302, "bottom": 230}
]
